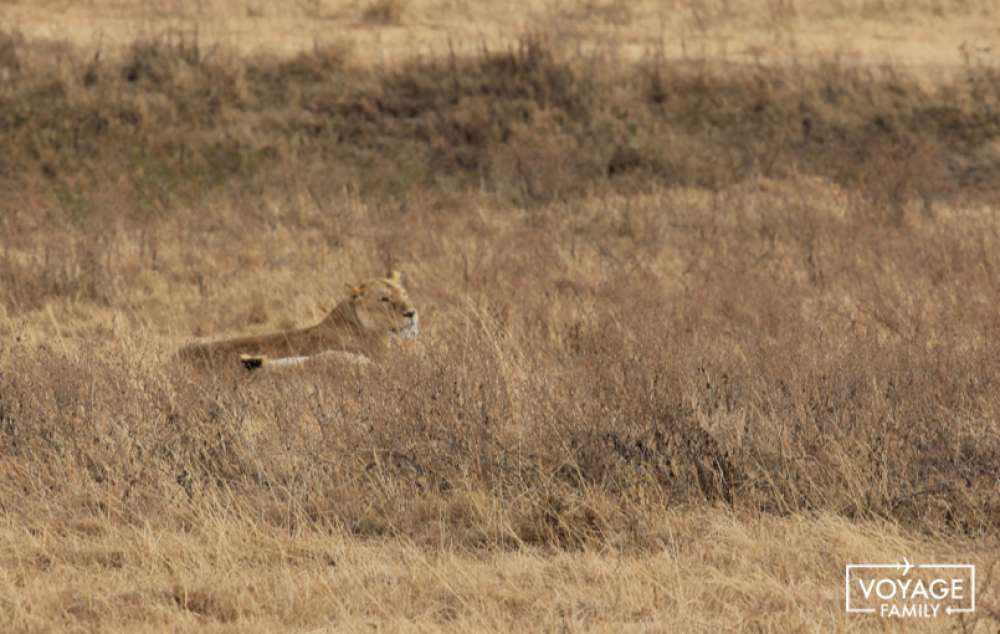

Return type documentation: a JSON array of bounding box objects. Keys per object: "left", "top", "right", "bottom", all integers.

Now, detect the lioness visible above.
[{"left": 178, "top": 270, "right": 418, "bottom": 370}]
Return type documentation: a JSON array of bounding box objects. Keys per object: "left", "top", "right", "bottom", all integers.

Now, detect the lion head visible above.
[{"left": 347, "top": 270, "right": 419, "bottom": 338}]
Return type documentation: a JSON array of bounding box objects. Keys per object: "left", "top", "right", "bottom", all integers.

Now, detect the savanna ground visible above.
[{"left": 2, "top": 1, "right": 1000, "bottom": 631}]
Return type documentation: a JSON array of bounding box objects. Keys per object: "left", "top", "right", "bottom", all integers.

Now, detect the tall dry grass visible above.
[{"left": 1, "top": 23, "right": 999, "bottom": 631}]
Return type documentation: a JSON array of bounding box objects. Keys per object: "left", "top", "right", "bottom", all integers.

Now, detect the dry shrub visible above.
[
  {"left": 0, "top": 29, "right": 22, "bottom": 81},
  {"left": 362, "top": 0, "right": 405, "bottom": 25},
  {"left": 3, "top": 31, "right": 999, "bottom": 233},
  {"left": 4, "top": 171, "right": 1000, "bottom": 549}
]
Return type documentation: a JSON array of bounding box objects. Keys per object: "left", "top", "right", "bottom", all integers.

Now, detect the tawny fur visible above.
[{"left": 177, "top": 271, "right": 418, "bottom": 369}]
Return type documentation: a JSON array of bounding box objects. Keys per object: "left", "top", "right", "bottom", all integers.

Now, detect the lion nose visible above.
[{"left": 403, "top": 310, "right": 415, "bottom": 319}]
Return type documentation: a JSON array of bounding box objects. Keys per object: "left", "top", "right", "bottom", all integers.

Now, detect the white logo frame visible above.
[{"left": 845, "top": 561, "right": 975, "bottom": 616}]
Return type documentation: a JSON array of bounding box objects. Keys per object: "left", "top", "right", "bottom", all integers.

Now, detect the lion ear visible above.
[
  {"left": 389, "top": 269, "right": 403, "bottom": 284},
  {"left": 347, "top": 284, "right": 363, "bottom": 298}
]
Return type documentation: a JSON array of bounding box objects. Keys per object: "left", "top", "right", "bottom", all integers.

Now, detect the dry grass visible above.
[
  {"left": 3, "top": 0, "right": 1000, "bottom": 67},
  {"left": 2, "top": 2, "right": 1000, "bottom": 631},
  {"left": 2, "top": 510, "right": 994, "bottom": 631}
]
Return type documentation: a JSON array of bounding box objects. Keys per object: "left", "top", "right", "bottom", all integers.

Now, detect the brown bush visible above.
[{"left": 2, "top": 31, "right": 999, "bottom": 233}]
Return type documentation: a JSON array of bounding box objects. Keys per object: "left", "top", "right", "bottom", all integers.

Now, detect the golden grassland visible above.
[
  {"left": 2, "top": 1, "right": 1000, "bottom": 631},
  {"left": 3, "top": 0, "right": 1000, "bottom": 69}
]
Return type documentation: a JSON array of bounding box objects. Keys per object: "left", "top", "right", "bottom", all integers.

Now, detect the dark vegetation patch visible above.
[{"left": 1, "top": 31, "right": 999, "bottom": 226}]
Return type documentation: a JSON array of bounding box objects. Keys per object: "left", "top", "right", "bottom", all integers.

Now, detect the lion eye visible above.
[{"left": 381, "top": 297, "right": 390, "bottom": 303}]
